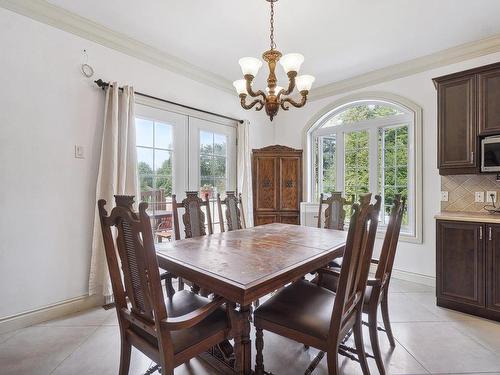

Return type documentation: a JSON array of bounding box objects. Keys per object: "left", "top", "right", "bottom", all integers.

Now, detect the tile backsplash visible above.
[{"left": 441, "top": 174, "right": 500, "bottom": 212}]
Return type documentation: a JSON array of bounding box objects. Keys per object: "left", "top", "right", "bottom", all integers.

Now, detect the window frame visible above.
[{"left": 304, "top": 94, "right": 422, "bottom": 243}]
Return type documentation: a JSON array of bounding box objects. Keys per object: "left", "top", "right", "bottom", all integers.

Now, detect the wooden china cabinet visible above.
[{"left": 252, "top": 145, "right": 302, "bottom": 226}]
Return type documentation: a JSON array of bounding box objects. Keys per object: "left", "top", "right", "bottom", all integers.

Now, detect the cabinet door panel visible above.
[
  {"left": 479, "top": 68, "right": 500, "bottom": 135},
  {"left": 437, "top": 75, "right": 477, "bottom": 173},
  {"left": 254, "top": 214, "right": 279, "bottom": 226},
  {"left": 437, "top": 221, "right": 484, "bottom": 306},
  {"left": 280, "top": 213, "right": 300, "bottom": 225},
  {"left": 487, "top": 224, "right": 500, "bottom": 312},
  {"left": 279, "top": 157, "right": 301, "bottom": 211},
  {"left": 253, "top": 157, "right": 278, "bottom": 211}
]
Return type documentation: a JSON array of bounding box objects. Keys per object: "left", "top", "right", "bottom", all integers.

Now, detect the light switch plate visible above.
[
  {"left": 441, "top": 191, "right": 449, "bottom": 202},
  {"left": 75, "top": 145, "right": 85, "bottom": 159},
  {"left": 486, "top": 191, "right": 497, "bottom": 203},
  {"left": 475, "top": 191, "right": 485, "bottom": 203}
]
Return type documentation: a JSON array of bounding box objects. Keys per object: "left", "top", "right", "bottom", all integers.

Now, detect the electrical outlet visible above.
[
  {"left": 75, "top": 145, "right": 85, "bottom": 159},
  {"left": 441, "top": 191, "right": 449, "bottom": 202},
  {"left": 486, "top": 191, "right": 497, "bottom": 203},
  {"left": 475, "top": 191, "right": 485, "bottom": 203}
]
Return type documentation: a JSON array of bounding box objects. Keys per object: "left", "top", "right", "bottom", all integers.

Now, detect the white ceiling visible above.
[{"left": 47, "top": 0, "right": 500, "bottom": 89}]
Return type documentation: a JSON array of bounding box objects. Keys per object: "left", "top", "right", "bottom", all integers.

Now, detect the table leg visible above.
[{"left": 234, "top": 304, "right": 252, "bottom": 374}]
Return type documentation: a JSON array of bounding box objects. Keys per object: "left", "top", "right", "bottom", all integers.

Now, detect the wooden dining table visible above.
[{"left": 155, "top": 223, "right": 347, "bottom": 374}]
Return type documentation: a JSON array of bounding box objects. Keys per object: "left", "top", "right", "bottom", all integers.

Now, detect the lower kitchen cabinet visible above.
[
  {"left": 437, "top": 220, "right": 500, "bottom": 321},
  {"left": 487, "top": 224, "right": 500, "bottom": 313}
]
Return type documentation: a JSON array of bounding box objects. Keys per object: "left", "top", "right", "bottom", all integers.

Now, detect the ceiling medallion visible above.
[{"left": 233, "top": 0, "right": 315, "bottom": 121}]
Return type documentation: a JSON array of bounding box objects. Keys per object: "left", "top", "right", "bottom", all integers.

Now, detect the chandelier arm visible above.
[
  {"left": 244, "top": 75, "right": 267, "bottom": 100},
  {"left": 280, "top": 90, "right": 309, "bottom": 111},
  {"left": 240, "top": 95, "right": 264, "bottom": 111},
  {"left": 278, "top": 71, "right": 297, "bottom": 101}
]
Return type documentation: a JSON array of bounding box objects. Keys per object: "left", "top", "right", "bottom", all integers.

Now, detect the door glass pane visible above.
[
  {"left": 199, "top": 130, "right": 229, "bottom": 231},
  {"left": 214, "top": 133, "right": 227, "bottom": 156},
  {"left": 200, "top": 131, "right": 214, "bottom": 154},
  {"left": 136, "top": 116, "right": 174, "bottom": 245},
  {"left": 154, "top": 122, "right": 173, "bottom": 149},
  {"left": 155, "top": 150, "right": 172, "bottom": 174},
  {"left": 137, "top": 148, "right": 154, "bottom": 172}
]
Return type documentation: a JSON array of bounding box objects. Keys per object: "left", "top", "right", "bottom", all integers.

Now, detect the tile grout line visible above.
[
  {"left": 393, "top": 336, "right": 433, "bottom": 375},
  {"left": 48, "top": 325, "right": 101, "bottom": 375}
]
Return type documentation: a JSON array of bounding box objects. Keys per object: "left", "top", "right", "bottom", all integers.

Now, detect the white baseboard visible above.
[
  {"left": 0, "top": 294, "right": 104, "bottom": 335},
  {"left": 391, "top": 269, "right": 436, "bottom": 287},
  {"left": 369, "top": 265, "right": 436, "bottom": 287}
]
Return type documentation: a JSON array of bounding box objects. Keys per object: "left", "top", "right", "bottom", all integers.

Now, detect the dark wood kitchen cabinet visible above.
[
  {"left": 486, "top": 224, "right": 500, "bottom": 313},
  {"left": 434, "top": 74, "right": 478, "bottom": 175},
  {"left": 252, "top": 145, "right": 302, "bottom": 226},
  {"left": 479, "top": 67, "right": 500, "bottom": 135},
  {"left": 437, "top": 219, "right": 500, "bottom": 321},
  {"left": 433, "top": 61, "right": 500, "bottom": 175}
]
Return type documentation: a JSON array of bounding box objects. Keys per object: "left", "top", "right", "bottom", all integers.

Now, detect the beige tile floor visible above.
[{"left": 1, "top": 278, "right": 500, "bottom": 374}]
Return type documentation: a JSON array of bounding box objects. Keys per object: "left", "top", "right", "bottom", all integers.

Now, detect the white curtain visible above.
[
  {"left": 88, "top": 84, "right": 138, "bottom": 299},
  {"left": 237, "top": 120, "right": 254, "bottom": 227}
]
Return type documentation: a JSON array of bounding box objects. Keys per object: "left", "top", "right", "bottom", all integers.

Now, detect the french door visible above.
[{"left": 135, "top": 103, "right": 237, "bottom": 239}]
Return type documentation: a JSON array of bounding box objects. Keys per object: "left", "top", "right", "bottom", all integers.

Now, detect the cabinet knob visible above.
[{"left": 262, "top": 178, "right": 272, "bottom": 188}]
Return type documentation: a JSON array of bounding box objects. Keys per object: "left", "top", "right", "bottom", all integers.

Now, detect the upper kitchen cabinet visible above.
[
  {"left": 479, "top": 67, "right": 500, "bottom": 135},
  {"left": 434, "top": 62, "right": 500, "bottom": 175},
  {"left": 435, "top": 74, "right": 477, "bottom": 175}
]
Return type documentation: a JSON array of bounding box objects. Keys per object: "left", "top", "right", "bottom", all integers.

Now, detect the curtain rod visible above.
[{"left": 94, "top": 79, "right": 244, "bottom": 124}]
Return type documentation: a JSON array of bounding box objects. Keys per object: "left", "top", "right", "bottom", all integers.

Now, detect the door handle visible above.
[
  {"left": 480, "top": 226, "right": 483, "bottom": 240},
  {"left": 489, "top": 227, "right": 493, "bottom": 241},
  {"left": 471, "top": 151, "right": 474, "bottom": 163}
]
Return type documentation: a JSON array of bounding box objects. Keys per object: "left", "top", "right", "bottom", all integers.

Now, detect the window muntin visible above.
[{"left": 311, "top": 100, "right": 415, "bottom": 237}]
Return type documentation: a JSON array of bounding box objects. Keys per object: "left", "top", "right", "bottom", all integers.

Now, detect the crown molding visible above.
[
  {"left": 0, "top": 0, "right": 235, "bottom": 94},
  {"left": 310, "top": 33, "right": 500, "bottom": 101},
  {"left": 3, "top": 1, "right": 500, "bottom": 101}
]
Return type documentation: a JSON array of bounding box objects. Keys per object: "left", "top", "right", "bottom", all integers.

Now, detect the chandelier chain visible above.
[{"left": 269, "top": 0, "right": 276, "bottom": 50}]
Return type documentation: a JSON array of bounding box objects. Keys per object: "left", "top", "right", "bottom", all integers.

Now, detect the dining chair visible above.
[
  {"left": 171, "top": 191, "right": 213, "bottom": 294},
  {"left": 97, "top": 195, "right": 235, "bottom": 375},
  {"left": 254, "top": 194, "right": 381, "bottom": 375},
  {"left": 216, "top": 191, "right": 246, "bottom": 232},
  {"left": 317, "top": 196, "right": 406, "bottom": 375},
  {"left": 317, "top": 192, "right": 355, "bottom": 268},
  {"left": 217, "top": 192, "right": 260, "bottom": 310},
  {"left": 318, "top": 192, "right": 354, "bottom": 230},
  {"left": 172, "top": 191, "right": 213, "bottom": 240}
]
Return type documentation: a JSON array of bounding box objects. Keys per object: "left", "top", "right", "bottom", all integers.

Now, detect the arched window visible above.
[{"left": 307, "top": 95, "right": 422, "bottom": 241}]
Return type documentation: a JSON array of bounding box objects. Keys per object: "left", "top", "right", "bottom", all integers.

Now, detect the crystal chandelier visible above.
[{"left": 233, "top": 0, "right": 315, "bottom": 121}]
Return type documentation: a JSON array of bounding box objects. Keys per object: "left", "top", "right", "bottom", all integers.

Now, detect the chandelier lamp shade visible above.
[{"left": 233, "top": 0, "right": 315, "bottom": 121}]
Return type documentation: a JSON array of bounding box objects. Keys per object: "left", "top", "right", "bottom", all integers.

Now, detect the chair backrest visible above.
[
  {"left": 329, "top": 194, "right": 381, "bottom": 335},
  {"left": 374, "top": 196, "right": 406, "bottom": 288},
  {"left": 98, "top": 196, "right": 168, "bottom": 336},
  {"left": 216, "top": 191, "right": 246, "bottom": 232},
  {"left": 318, "top": 192, "right": 354, "bottom": 230},
  {"left": 172, "top": 191, "right": 213, "bottom": 240}
]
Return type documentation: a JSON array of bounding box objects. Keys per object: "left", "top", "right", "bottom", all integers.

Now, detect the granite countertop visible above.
[{"left": 435, "top": 211, "right": 500, "bottom": 224}]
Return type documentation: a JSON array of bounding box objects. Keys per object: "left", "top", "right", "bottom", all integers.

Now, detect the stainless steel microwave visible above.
[{"left": 481, "top": 136, "right": 500, "bottom": 172}]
